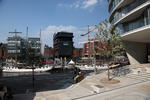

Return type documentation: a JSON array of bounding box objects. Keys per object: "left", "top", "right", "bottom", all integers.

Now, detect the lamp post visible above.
[
  {"left": 93, "top": 39, "right": 97, "bottom": 74},
  {"left": 30, "top": 42, "right": 35, "bottom": 92},
  {"left": 81, "top": 25, "right": 91, "bottom": 65},
  {"left": 81, "top": 25, "right": 97, "bottom": 73}
]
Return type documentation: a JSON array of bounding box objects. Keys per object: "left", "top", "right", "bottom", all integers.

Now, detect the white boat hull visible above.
[
  {"left": 76, "top": 64, "right": 120, "bottom": 71},
  {"left": 2, "top": 66, "right": 53, "bottom": 73}
]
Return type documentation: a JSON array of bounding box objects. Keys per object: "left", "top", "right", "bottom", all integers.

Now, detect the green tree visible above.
[{"left": 96, "top": 20, "right": 125, "bottom": 80}]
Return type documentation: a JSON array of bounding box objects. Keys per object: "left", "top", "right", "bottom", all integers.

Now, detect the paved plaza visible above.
[{"left": 12, "top": 66, "right": 150, "bottom": 100}]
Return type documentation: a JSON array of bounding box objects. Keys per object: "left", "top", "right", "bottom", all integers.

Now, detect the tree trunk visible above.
[
  {"left": 106, "top": 58, "right": 110, "bottom": 81},
  {"left": 108, "top": 64, "right": 110, "bottom": 81}
]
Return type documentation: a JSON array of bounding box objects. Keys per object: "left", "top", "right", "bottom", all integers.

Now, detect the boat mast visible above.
[
  {"left": 26, "top": 26, "right": 29, "bottom": 66},
  {"left": 26, "top": 27, "right": 28, "bottom": 50},
  {"left": 40, "top": 29, "right": 42, "bottom": 62}
]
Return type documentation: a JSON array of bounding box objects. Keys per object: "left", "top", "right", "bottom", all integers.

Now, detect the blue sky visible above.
[{"left": 0, "top": 0, "right": 109, "bottom": 49}]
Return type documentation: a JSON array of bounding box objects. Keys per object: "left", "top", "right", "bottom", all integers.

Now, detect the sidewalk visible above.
[{"left": 12, "top": 70, "right": 150, "bottom": 100}]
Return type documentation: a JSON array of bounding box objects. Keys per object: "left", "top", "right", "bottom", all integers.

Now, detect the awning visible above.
[{"left": 68, "top": 60, "right": 75, "bottom": 65}]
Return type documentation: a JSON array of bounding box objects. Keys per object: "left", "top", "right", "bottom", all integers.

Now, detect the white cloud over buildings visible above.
[{"left": 58, "top": 0, "right": 104, "bottom": 12}]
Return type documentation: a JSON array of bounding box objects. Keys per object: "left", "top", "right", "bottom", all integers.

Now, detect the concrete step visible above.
[
  {"left": 128, "top": 73, "right": 150, "bottom": 79},
  {"left": 126, "top": 74, "right": 150, "bottom": 81}
]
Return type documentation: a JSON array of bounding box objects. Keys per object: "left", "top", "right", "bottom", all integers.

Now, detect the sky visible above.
[{"left": 0, "top": 0, "right": 109, "bottom": 51}]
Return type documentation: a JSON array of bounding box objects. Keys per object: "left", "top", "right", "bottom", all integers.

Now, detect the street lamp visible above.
[
  {"left": 29, "top": 42, "right": 35, "bottom": 92},
  {"left": 80, "top": 25, "right": 91, "bottom": 65},
  {"left": 92, "top": 38, "right": 97, "bottom": 74},
  {"left": 80, "top": 25, "right": 97, "bottom": 74}
]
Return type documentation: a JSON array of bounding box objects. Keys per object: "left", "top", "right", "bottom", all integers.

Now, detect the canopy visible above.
[{"left": 68, "top": 60, "right": 75, "bottom": 65}]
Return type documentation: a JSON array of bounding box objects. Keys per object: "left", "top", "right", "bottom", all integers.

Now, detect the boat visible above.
[
  {"left": 2, "top": 65, "right": 53, "bottom": 73},
  {"left": 76, "top": 64, "right": 120, "bottom": 71},
  {"left": 53, "top": 65, "right": 63, "bottom": 69}
]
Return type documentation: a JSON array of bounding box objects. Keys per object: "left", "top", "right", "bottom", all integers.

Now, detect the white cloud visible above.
[
  {"left": 0, "top": 37, "right": 7, "bottom": 43},
  {"left": 70, "top": 0, "right": 81, "bottom": 8},
  {"left": 57, "top": 0, "right": 103, "bottom": 11},
  {"left": 82, "top": 0, "right": 98, "bottom": 9},
  {"left": 43, "top": 25, "right": 77, "bottom": 33}
]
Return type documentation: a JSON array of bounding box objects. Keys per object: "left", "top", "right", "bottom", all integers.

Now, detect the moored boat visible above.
[
  {"left": 2, "top": 65, "right": 53, "bottom": 73},
  {"left": 76, "top": 64, "right": 120, "bottom": 71}
]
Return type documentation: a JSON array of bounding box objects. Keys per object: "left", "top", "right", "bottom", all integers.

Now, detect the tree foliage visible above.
[
  {"left": 95, "top": 20, "right": 125, "bottom": 80},
  {"left": 96, "top": 20, "right": 125, "bottom": 62}
]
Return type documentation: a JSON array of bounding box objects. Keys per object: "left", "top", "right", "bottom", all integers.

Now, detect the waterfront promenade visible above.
[{"left": 12, "top": 66, "right": 150, "bottom": 100}]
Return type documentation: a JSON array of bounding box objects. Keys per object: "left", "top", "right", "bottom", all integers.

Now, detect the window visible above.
[{"left": 63, "top": 42, "right": 69, "bottom": 46}]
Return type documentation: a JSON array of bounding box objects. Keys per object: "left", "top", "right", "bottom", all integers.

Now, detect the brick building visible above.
[
  {"left": 44, "top": 45, "right": 53, "bottom": 59},
  {"left": 0, "top": 43, "right": 8, "bottom": 59},
  {"left": 73, "top": 48, "right": 83, "bottom": 58},
  {"left": 82, "top": 40, "right": 101, "bottom": 59}
]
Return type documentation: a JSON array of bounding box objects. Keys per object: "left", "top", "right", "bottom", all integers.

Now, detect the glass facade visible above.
[
  {"left": 110, "top": 0, "right": 149, "bottom": 24},
  {"left": 7, "top": 36, "right": 26, "bottom": 62},
  {"left": 109, "top": 0, "right": 122, "bottom": 13},
  {"left": 7, "top": 37, "right": 24, "bottom": 54},
  {"left": 115, "top": 6, "right": 150, "bottom": 34},
  {"left": 28, "top": 38, "right": 40, "bottom": 57},
  {"left": 109, "top": 0, "right": 150, "bottom": 65},
  {"left": 7, "top": 37, "right": 40, "bottom": 61}
]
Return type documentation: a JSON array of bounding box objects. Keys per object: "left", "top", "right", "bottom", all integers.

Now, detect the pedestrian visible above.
[{"left": 74, "top": 71, "right": 84, "bottom": 83}]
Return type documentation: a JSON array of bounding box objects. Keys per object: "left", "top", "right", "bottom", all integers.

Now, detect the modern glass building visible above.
[
  {"left": 7, "top": 36, "right": 26, "bottom": 61},
  {"left": 28, "top": 38, "right": 40, "bottom": 57},
  {"left": 7, "top": 37, "right": 41, "bottom": 62},
  {"left": 108, "top": 0, "right": 150, "bottom": 66}
]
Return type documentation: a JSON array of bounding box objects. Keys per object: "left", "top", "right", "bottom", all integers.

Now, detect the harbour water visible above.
[
  {"left": 0, "top": 71, "right": 74, "bottom": 94},
  {"left": 0, "top": 70, "right": 93, "bottom": 94}
]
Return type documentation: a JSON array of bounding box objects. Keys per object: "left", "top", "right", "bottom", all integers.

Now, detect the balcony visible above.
[
  {"left": 121, "top": 6, "right": 150, "bottom": 41},
  {"left": 109, "top": 0, "right": 122, "bottom": 13},
  {"left": 109, "top": 0, "right": 136, "bottom": 18},
  {"left": 121, "top": 24, "right": 150, "bottom": 43},
  {"left": 116, "top": 9, "right": 150, "bottom": 33},
  {"left": 112, "top": 1, "right": 150, "bottom": 25}
]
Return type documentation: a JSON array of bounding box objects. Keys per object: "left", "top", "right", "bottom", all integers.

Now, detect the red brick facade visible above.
[
  {"left": 44, "top": 45, "right": 53, "bottom": 59},
  {"left": 73, "top": 48, "right": 83, "bottom": 58},
  {"left": 82, "top": 40, "right": 101, "bottom": 59},
  {"left": 0, "top": 44, "right": 8, "bottom": 59}
]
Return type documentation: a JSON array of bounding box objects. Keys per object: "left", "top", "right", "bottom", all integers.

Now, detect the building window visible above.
[{"left": 63, "top": 42, "right": 69, "bottom": 46}]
